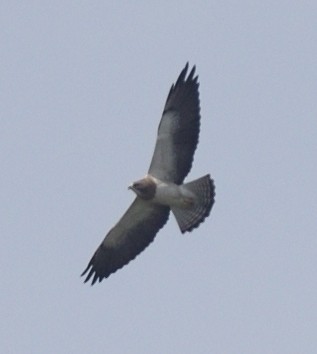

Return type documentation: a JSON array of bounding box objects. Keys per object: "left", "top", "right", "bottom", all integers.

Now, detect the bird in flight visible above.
[{"left": 82, "top": 63, "right": 215, "bottom": 285}]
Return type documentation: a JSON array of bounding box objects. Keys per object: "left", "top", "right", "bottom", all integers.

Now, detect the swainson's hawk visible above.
[{"left": 82, "top": 64, "right": 215, "bottom": 284}]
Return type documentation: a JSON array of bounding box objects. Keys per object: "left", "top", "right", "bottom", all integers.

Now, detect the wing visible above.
[
  {"left": 81, "top": 198, "right": 170, "bottom": 285},
  {"left": 148, "top": 63, "right": 201, "bottom": 184}
]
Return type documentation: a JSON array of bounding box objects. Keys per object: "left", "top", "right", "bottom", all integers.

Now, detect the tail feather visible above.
[{"left": 172, "top": 174, "right": 215, "bottom": 233}]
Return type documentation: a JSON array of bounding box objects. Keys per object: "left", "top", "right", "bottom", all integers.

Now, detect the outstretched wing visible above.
[
  {"left": 82, "top": 198, "right": 170, "bottom": 285},
  {"left": 148, "top": 63, "right": 201, "bottom": 184}
]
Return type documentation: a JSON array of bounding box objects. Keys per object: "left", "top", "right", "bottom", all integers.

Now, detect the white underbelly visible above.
[{"left": 153, "top": 181, "right": 195, "bottom": 208}]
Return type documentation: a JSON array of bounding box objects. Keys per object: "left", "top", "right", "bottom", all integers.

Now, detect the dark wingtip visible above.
[
  {"left": 176, "top": 63, "right": 189, "bottom": 86},
  {"left": 81, "top": 264, "right": 90, "bottom": 278},
  {"left": 81, "top": 261, "right": 98, "bottom": 285},
  {"left": 166, "top": 63, "right": 197, "bottom": 104},
  {"left": 188, "top": 65, "right": 197, "bottom": 82},
  {"left": 177, "top": 62, "right": 197, "bottom": 84}
]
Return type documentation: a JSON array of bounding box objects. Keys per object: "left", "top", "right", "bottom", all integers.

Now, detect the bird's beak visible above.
[{"left": 129, "top": 184, "right": 138, "bottom": 194}]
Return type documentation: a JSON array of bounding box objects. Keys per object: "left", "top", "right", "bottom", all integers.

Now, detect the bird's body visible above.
[
  {"left": 154, "top": 178, "right": 195, "bottom": 208},
  {"left": 131, "top": 175, "right": 195, "bottom": 208},
  {"left": 82, "top": 64, "right": 215, "bottom": 285}
]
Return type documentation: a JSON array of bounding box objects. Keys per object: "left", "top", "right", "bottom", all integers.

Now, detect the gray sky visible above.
[{"left": 1, "top": 2, "right": 316, "bottom": 353}]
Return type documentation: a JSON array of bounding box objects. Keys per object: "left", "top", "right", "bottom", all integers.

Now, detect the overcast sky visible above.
[{"left": 1, "top": 2, "right": 317, "bottom": 353}]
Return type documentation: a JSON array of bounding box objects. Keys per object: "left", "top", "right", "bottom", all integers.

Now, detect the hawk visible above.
[{"left": 82, "top": 63, "right": 215, "bottom": 284}]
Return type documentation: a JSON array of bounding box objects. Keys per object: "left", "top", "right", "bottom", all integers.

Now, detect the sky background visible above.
[{"left": 1, "top": 2, "right": 317, "bottom": 353}]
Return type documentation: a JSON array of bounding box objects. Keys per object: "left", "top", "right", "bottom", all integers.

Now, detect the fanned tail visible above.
[{"left": 172, "top": 174, "right": 215, "bottom": 233}]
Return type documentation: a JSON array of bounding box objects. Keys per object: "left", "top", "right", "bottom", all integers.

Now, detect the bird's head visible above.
[{"left": 128, "top": 177, "right": 156, "bottom": 200}]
